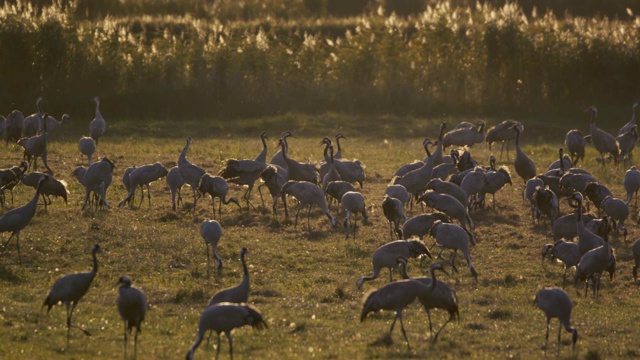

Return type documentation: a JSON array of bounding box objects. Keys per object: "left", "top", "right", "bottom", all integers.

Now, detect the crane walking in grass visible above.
[
  {"left": 43, "top": 244, "right": 102, "bottom": 347},
  {"left": 117, "top": 275, "right": 148, "bottom": 360}
]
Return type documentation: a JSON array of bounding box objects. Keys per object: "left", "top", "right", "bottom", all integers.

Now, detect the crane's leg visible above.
[
  {"left": 557, "top": 322, "right": 562, "bottom": 350},
  {"left": 545, "top": 318, "right": 550, "bottom": 347},
  {"left": 294, "top": 205, "right": 302, "bottom": 230},
  {"left": 257, "top": 184, "right": 265, "bottom": 207},
  {"left": 307, "top": 205, "right": 312, "bottom": 231},
  {"left": 217, "top": 198, "right": 222, "bottom": 220},
  {"left": 215, "top": 333, "right": 222, "bottom": 360},
  {"left": 123, "top": 321, "right": 128, "bottom": 360},
  {"left": 0, "top": 232, "right": 16, "bottom": 260},
  {"left": 147, "top": 184, "right": 151, "bottom": 208},
  {"left": 398, "top": 313, "right": 411, "bottom": 350},
  {"left": 205, "top": 243, "right": 210, "bottom": 267},
  {"left": 425, "top": 309, "right": 434, "bottom": 340},
  {"left": 16, "top": 232, "right": 21, "bottom": 265},
  {"left": 433, "top": 315, "right": 453, "bottom": 343},
  {"left": 213, "top": 243, "right": 223, "bottom": 269},
  {"left": 227, "top": 332, "right": 234, "bottom": 360},
  {"left": 66, "top": 302, "right": 72, "bottom": 347},
  {"left": 134, "top": 326, "right": 139, "bottom": 360}
]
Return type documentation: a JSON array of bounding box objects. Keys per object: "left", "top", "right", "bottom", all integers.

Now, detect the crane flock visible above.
[{"left": 1, "top": 98, "right": 640, "bottom": 357}]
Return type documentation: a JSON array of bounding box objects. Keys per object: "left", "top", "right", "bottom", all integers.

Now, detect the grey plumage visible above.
[
  {"left": 624, "top": 166, "right": 640, "bottom": 206},
  {"left": 564, "top": 129, "right": 588, "bottom": 166},
  {"left": 78, "top": 136, "right": 96, "bottom": 165},
  {"left": 208, "top": 248, "right": 250, "bottom": 307},
  {"left": 586, "top": 106, "right": 620, "bottom": 165},
  {"left": 281, "top": 180, "right": 336, "bottom": 230},
  {"left": 442, "top": 120, "right": 486, "bottom": 148},
  {"left": 479, "top": 166, "right": 512, "bottom": 208},
  {"left": 341, "top": 191, "right": 368, "bottom": 239},
  {"left": 384, "top": 184, "right": 410, "bottom": 207},
  {"left": 558, "top": 172, "right": 597, "bottom": 193},
  {"left": 546, "top": 148, "right": 573, "bottom": 176},
  {"left": 512, "top": 125, "right": 536, "bottom": 183},
  {"left": 393, "top": 138, "right": 430, "bottom": 177},
  {"left": 552, "top": 212, "right": 595, "bottom": 242},
  {"left": 43, "top": 244, "right": 101, "bottom": 346},
  {"left": 425, "top": 178, "right": 468, "bottom": 209},
  {"left": 460, "top": 167, "right": 489, "bottom": 209},
  {"left": 616, "top": 124, "right": 638, "bottom": 166},
  {"left": 417, "top": 191, "right": 474, "bottom": 231},
  {"left": 409, "top": 263, "right": 459, "bottom": 343},
  {"left": 279, "top": 138, "right": 319, "bottom": 184},
  {"left": 119, "top": 163, "right": 169, "bottom": 208},
  {"left": 255, "top": 131, "right": 268, "bottom": 164},
  {"left": 392, "top": 139, "right": 434, "bottom": 199},
  {"left": 583, "top": 182, "right": 612, "bottom": 210},
  {"left": 269, "top": 131, "right": 293, "bottom": 170},
  {"left": 259, "top": 165, "right": 288, "bottom": 219},
  {"left": 571, "top": 193, "right": 606, "bottom": 256},
  {"left": 485, "top": 119, "right": 523, "bottom": 160},
  {"left": 334, "top": 133, "right": 345, "bottom": 159},
  {"left": 600, "top": 196, "right": 629, "bottom": 237},
  {"left": 20, "top": 171, "right": 68, "bottom": 210},
  {"left": 382, "top": 195, "right": 406, "bottom": 240},
  {"left": 524, "top": 177, "right": 544, "bottom": 222},
  {"left": 532, "top": 186, "right": 559, "bottom": 226},
  {"left": 356, "top": 239, "right": 431, "bottom": 288},
  {"left": 401, "top": 213, "right": 450, "bottom": 240},
  {"left": 430, "top": 123, "right": 447, "bottom": 166},
  {"left": 81, "top": 157, "right": 115, "bottom": 210},
  {"left": 431, "top": 150, "right": 458, "bottom": 180},
  {"left": 17, "top": 113, "right": 53, "bottom": 174},
  {"left": 117, "top": 275, "right": 148, "bottom": 360},
  {"left": 321, "top": 144, "right": 341, "bottom": 189},
  {"left": 5, "top": 110, "right": 24, "bottom": 145},
  {"left": 429, "top": 221, "right": 478, "bottom": 280},
  {"left": 186, "top": 303, "right": 267, "bottom": 360},
  {"left": 360, "top": 261, "right": 431, "bottom": 350},
  {"left": 22, "top": 96, "right": 45, "bottom": 137},
  {"left": 166, "top": 166, "right": 185, "bottom": 211},
  {"left": 534, "top": 287, "right": 578, "bottom": 351},
  {"left": 542, "top": 240, "right": 581, "bottom": 284},
  {"left": 0, "top": 175, "right": 47, "bottom": 263},
  {"left": 200, "top": 220, "right": 223, "bottom": 269},
  {"left": 619, "top": 102, "right": 639, "bottom": 135},
  {"left": 178, "top": 136, "right": 206, "bottom": 210},
  {"left": 219, "top": 158, "right": 266, "bottom": 210},
  {"left": 325, "top": 181, "right": 356, "bottom": 206},
  {"left": 0, "top": 161, "right": 28, "bottom": 205},
  {"left": 90, "top": 97, "right": 106, "bottom": 144},
  {"left": 198, "top": 173, "right": 240, "bottom": 219},
  {"left": 42, "top": 113, "right": 68, "bottom": 134}
]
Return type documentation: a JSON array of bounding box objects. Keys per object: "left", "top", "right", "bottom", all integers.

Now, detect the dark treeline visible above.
[{"left": 1, "top": 1, "right": 640, "bottom": 120}]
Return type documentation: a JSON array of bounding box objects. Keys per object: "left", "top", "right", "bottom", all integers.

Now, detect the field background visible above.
[
  {"left": 2, "top": 0, "right": 640, "bottom": 359},
  {"left": 0, "top": 113, "right": 639, "bottom": 359}
]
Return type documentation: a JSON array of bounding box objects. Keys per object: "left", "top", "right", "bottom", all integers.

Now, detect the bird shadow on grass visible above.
[
  {"left": 369, "top": 333, "right": 394, "bottom": 347},
  {"left": 0, "top": 263, "right": 22, "bottom": 283}
]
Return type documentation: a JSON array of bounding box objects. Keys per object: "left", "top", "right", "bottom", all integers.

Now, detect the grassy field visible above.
[{"left": 0, "top": 113, "right": 639, "bottom": 359}]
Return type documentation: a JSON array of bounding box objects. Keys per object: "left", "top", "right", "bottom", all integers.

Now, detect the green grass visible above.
[{"left": 0, "top": 114, "right": 638, "bottom": 359}]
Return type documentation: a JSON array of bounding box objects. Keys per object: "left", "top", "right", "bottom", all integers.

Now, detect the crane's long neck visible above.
[
  {"left": 179, "top": 139, "right": 190, "bottom": 164},
  {"left": 323, "top": 142, "right": 330, "bottom": 163},
  {"left": 95, "top": 101, "right": 101, "bottom": 117},
  {"left": 281, "top": 141, "right": 291, "bottom": 162},
  {"left": 329, "top": 146, "right": 335, "bottom": 167},
  {"left": 559, "top": 149, "right": 565, "bottom": 173},
  {"left": 92, "top": 249, "right": 99, "bottom": 273},
  {"left": 438, "top": 124, "right": 445, "bottom": 141},
  {"left": 589, "top": 112, "right": 597, "bottom": 132},
  {"left": 241, "top": 252, "right": 249, "bottom": 278},
  {"left": 335, "top": 137, "right": 342, "bottom": 155},
  {"left": 429, "top": 267, "right": 438, "bottom": 290},
  {"left": 515, "top": 129, "right": 520, "bottom": 147}
]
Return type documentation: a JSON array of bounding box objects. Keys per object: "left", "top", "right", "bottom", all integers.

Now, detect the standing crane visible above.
[
  {"left": 178, "top": 136, "right": 206, "bottom": 210},
  {"left": 0, "top": 176, "right": 47, "bottom": 264},
  {"left": 43, "top": 244, "right": 101, "bottom": 347},
  {"left": 586, "top": 106, "right": 620, "bottom": 165},
  {"left": 534, "top": 287, "right": 578, "bottom": 352},
  {"left": 90, "top": 97, "right": 106, "bottom": 144},
  {"left": 117, "top": 275, "right": 148, "bottom": 360},
  {"left": 186, "top": 303, "right": 267, "bottom": 360}
]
